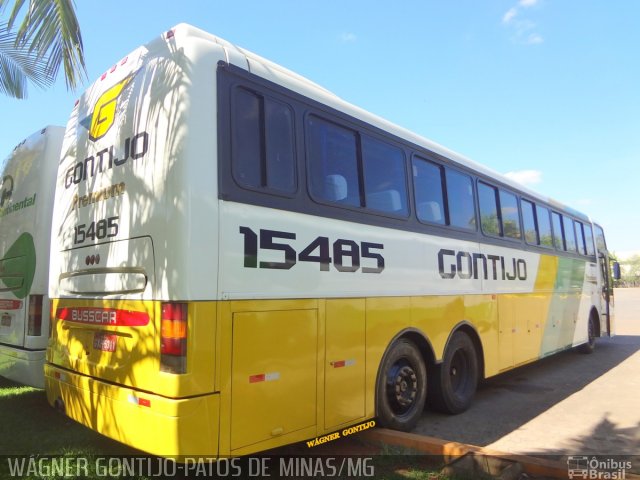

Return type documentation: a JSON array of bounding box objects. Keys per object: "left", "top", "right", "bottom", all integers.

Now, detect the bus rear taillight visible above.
[
  {"left": 160, "top": 302, "right": 187, "bottom": 374},
  {"left": 27, "top": 295, "right": 43, "bottom": 336}
]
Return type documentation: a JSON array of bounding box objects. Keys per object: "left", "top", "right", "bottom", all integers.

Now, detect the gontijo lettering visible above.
[
  {"left": 64, "top": 132, "right": 149, "bottom": 188},
  {"left": 438, "top": 248, "right": 527, "bottom": 281}
]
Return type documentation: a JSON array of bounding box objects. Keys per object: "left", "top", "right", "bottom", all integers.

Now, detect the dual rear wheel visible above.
[{"left": 376, "top": 331, "right": 479, "bottom": 431}]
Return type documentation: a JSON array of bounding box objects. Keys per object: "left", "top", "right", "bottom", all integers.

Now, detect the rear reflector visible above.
[
  {"left": 128, "top": 394, "right": 151, "bottom": 408},
  {"left": 160, "top": 302, "right": 187, "bottom": 374},
  {"left": 27, "top": 295, "right": 43, "bottom": 336}
]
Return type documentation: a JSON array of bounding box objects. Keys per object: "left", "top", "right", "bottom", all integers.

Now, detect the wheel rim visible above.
[
  {"left": 386, "top": 359, "right": 418, "bottom": 415},
  {"left": 449, "top": 348, "right": 471, "bottom": 397}
]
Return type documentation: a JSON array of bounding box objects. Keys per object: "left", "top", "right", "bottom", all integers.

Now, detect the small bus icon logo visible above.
[{"left": 567, "top": 456, "right": 590, "bottom": 479}]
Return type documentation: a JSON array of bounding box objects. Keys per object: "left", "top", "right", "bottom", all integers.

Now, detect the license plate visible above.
[
  {"left": 93, "top": 332, "right": 117, "bottom": 352},
  {"left": 1, "top": 314, "right": 10, "bottom": 327}
]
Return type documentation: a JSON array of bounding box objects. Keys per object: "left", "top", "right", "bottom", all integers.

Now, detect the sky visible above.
[{"left": 1, "top": 1, "right": 639, "bottom": 257}]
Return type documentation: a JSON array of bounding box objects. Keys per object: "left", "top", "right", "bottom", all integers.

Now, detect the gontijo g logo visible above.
[{"left": 88, "top": 73, "right": 136, "bottom": 141}]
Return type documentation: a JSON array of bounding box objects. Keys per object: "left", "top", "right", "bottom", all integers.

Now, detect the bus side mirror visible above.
[{"left": 612, "top": 261, "right": 621, "bottom": 280}]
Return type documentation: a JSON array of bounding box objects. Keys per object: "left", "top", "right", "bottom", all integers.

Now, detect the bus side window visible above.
[
  {"left": 232, "top": 87, "right": 296, "bottom": 193},
  {"left": 446, "top": 169, "right": 476, "bottom": 230},
  {"left": 576, "top": 221, "right": 588, "bottom": 255},
  {"left": 594, "top": 225, "right": 607, "bottom": 253},
  {"left": 536, "top": 205, "right": 553, "bottom": 248},
  {"left": 551, "top": 212, "right": 565, "bottom": 250},
  {"left": 478, "top": 182, "right": 500, "bottom": 236},
  {"left": 522, "top": 199, "right": 538, "bottom": 245},
  {"left": 362, "top": 136, "right": 408, "bottom": 216},
  {"left": 563, "top": 216, "right": 578, "bottom": 252},
  {"left": 584, "top": 224, "right": 596, "bottom": 256},
  {"left": 307, "top": 116, "right": 360, "bottom": 208},
  {"left": 412, "top": 157, "right": 445, "bottom": 225},
  {"left": 499, "top": 190, "right": 521, "bottom": 240}
]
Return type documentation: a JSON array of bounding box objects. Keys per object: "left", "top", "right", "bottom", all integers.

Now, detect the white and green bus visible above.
[
  {"left": 45, "top": 24, "right": 615, "bottom": 458},
  {"left": 0, "top": 126, "right": 64, "bottom": 388}
]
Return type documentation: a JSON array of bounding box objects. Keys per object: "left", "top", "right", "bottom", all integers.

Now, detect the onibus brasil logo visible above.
[{"left": 567, "top": 456, "right": 633, "bottom": 479}]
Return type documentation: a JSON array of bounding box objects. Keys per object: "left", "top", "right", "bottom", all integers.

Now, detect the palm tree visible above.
[{"left": 0, "top": 0, "right": 86, "bottom": 98}]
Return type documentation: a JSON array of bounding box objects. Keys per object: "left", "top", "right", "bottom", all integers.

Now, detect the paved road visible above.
[{"left": 413, "top": 288, "right": 640, "bottom": 461}]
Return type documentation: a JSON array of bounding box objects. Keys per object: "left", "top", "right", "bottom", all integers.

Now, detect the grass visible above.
[
  {"left": 0, "top": 377, "right": 461, "bottom": 479},
  {"left": 0, "top": 377, "right": 148, "bottom": 479},
  {"left": 0, "top": 377, "right": 138, "bottom": 456}
]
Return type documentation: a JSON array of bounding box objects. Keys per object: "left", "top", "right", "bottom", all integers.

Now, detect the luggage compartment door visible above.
[{"left": 231, "top": 309, "right": 317, "bottom": 450}]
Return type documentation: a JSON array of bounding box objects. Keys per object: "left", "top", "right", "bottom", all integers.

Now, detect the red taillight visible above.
[
  {"left": 27, "top": 295, "right": 43, "bottom": 336},
  {"left": 160, "top": 302, "right": 187, "bottom": 374}
]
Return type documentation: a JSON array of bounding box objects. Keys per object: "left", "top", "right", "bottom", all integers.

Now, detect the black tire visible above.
[
  {"left": 578, "top": 314, "right": 597, "bottom": 354},
  {"left": 376, "top": 339, "right": 427, "bottom": 431},
  {"left": 429, "top": 331, "right": 478, "bottom": 414}
]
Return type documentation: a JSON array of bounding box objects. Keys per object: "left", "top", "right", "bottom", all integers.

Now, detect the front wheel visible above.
[
  {"left": 429, "top": 331, "right": 479, "bottom": 414},
  {"left": 376, "top": 339, "right": 427, "bottom": 431},
  {"left": 578, "top": 314, "right": 597, "bottom": 354}
]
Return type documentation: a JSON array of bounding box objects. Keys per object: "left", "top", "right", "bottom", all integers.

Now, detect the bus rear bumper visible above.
[
  {"left": 0, "top": 345, "right": 45, "bottom": 388},
  {"left": 44, "top": 363, "right": 220, "bottom": 458}
]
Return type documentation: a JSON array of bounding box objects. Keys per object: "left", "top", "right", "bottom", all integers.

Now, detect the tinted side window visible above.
[
  {"left": 265, "top": 100, "right": 296, "bottom": 191},
  {"left": 307, "top": 116, "right": 360, "bottom": 207},
  {"left": 522, "top": 199, "right": 537, "bottom": 244},
  {"left": 537, "top": 205, "right": 553, "bottom": 248},
  {"left": 584, "top": 224, "right": 596, "bottom": 256},
  {"left": 500, "top": 190, "right": 521, "bottom": 239},
  {"left": 446, "top": 169, "right": 476, "bottom": 230},
  {"left": 564, "top": 217, "right": 578, "bottom": 252},
  {"left": 478, "top": 182, "right": 500, "bottom": 236},
  {"left": 232, "top": 88, "right": 295, "bottom": 193},
  {"left": 413, "top": 157, "right": 445, "bottom": 225},
  {"left": 552, "top": 212, "right": 565, "bottom": 250},
  {"left": 595, "top": 225, "right": 607, "bottom": 253},
  {"left": 576, "top": 221, "right": 587, "bottom": 255},
  {"left": 362, "top": 136, "right": 408, "bottom": 216}
]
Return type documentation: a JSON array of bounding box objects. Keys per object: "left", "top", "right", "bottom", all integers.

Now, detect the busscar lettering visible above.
[
  {"left": 64, "top": 132, "right": 149, "bottom": 188},
  {"left": 71, "top": 309, "right": 117, "bottom": 325},
  {"left": 438, "top": 249, "right": 527, "bottom": 281}
]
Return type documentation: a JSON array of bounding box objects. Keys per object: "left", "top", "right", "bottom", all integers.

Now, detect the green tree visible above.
[
  {"left": 0, "top": 0, "right": 86, "bottom": 98},
  {"left": 621, "top": 254, "right": 640, "bottom": 287}
]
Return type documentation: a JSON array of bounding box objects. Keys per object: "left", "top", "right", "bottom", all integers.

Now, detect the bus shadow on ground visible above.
[{"left": 414, "top": 335, "right": 640, "bottom": 447}]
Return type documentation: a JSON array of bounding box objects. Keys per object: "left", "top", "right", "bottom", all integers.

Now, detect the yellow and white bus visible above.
[
  {"left": 45, "top": 24, "right": 615, "bottom": 458},
  {"left": 1, "top": 126, "right": 64, "bottom": 388}
]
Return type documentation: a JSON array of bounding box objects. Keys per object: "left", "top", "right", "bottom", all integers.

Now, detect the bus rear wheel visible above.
[
  {"left": 376, "top": 339, "right": 427, "bottom": 431},
  {"left": 430, "top": 331, "right": 478, "bottom": 414}
]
